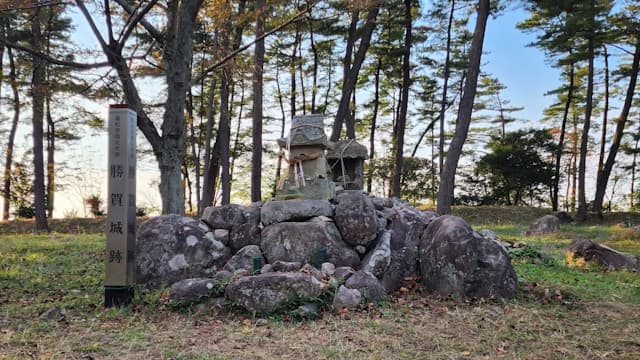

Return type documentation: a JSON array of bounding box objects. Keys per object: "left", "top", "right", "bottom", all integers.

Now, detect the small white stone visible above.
[
  {"left": 168, "top": 254, "right": 189, "bottom": 270},
  {"left": 181, "top": 217, "right": 196, "bottom": 224},
  {"left": 186, "top": 235, "right": 199, "bottom": 246},
  {"left": 199, "top": 223, "right": 210, "bottom": 232},
  {"left": 206, "top": 282, "right": 214, "bottom": 289}
]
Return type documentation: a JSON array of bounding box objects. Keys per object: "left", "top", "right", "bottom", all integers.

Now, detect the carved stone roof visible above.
[{"left": 326, "top": 140, "right": 369, "bottom": 160}]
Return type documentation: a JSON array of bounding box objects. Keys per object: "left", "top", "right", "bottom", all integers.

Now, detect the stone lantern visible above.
[
  {"left": 326, "top": 140, "right": 368, "bottom": 191},
  {"left": 275, "top": 114, "right": 336, "bottom": 200}
]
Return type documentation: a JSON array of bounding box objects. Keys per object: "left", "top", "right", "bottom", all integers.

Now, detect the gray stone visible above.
[
  {"left": 223, "top": 245, "right": 265, "bottom": 273},
  {"left": 201, "top": 204, "right": 246, "bottom": 230},
  {"left": 136, "top": 215, "right": 231, "bottom": 288},
  {"left": 261, "top": 199, "right": 333, "bottom": 225},
  {"left": 39, "top": 306, "right": 66, "bottom": 320},
  {"left": 213, "top": 270, "right": 232, "bottom": 283},
  {"left": 345, "top": 270, "right": 386, "bottom": 302},
  {"left": 360, "top": 231, "right": 391, "bottom": 278},
  {"left": 294, "top": 303, "right": 320, "bottom": 319},
  {"left": 376, "top": 211, "right": 388, "bottom": 233},
  {"left": 478, "top": 229, "right": 499, "bottom": 242},
  {"left": 261, "top": 221, "right": 360, "bottom": 268},
  {"left": 332, "top": 285, "right": 362, "bottom": 311},
  {"left": 225, "top": 272, "right": 326, "bottom": 313},
  {"left": 245, "top": 201, "right": 262, "bottom": 225},
  {"left": 334, "top": 267, "right": 355, "bottom": 282},
  {"left": 272, "top": 260, "right": 303, "bottom": 272},
  {"left": 553, "top": 211, "right": 574, "bottom": 224},
  {"left": 229, "top": 223, "right": 261, "bottom": 253},
  {"left": 214, "top": 229, "right": 230, "bottom": 245},
  {"left": 334, "top": 192, "right": 378, "bottom": 247},
  {"left": 526, "top": 215, "right": 561, "bottom": 236},
  {"left": 260, "top": 264, "right": 274, "bottom": 274},
  {"left": 380, "top": 207, "right": 430, "bottom": 292},
  {"left": 355, "top": 245, "right": 367, "bottom": 255},
  {"left": 300, "top": 263, "right": 323, "bottom": 280},
  {"left": 568, "top": 239, "right": 638, "bottom": 271},
  {"left": 169, "top": 278, "right": 222, "bottom": 305},
  {"left": 321, "top": 262, "right": 336, "bottom": 276},
  {"left": 370, "top": 196, "right": 393, "bottom": 210},
  {"left": 419, "top": 215, "right": 517, "bottom": 300},
  {"left": 309, "top": 216, "right": 333, "bottom": 223}
]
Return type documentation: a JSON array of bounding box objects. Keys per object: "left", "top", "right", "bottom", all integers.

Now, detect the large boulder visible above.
[
  {"left": 201, "top": 204, "right": 246, "bottom": 230},
  {"left": 332, "top": 285, "right": 362, "bottom": 311},
  {"left": 229, "top": 223, "right": 262, "bottom": 253},
  {"left": 419, "top": 215, "right": 517, "bottom": 300},
  {"left": 334, "top": 191, "right": 378, "bottom": 247},
  {"left": 360, "top": 231, "right": 391, "bottom": 278},
  {"left": 567, "top": 239, "right": 638, "bottom": 271},
  {"left": 526, "top": 215, "right": 561, "bottom": 236},
  {"left": 168, "top": 278, "right": 223, "bottom": 306},
  {"left": 260, "top": 199, "right": 333, "bottom": 225},
  {"left": 380, "top": 207, "right": 430, "bottom": 292},
  {"left": 223, "top": 245, "right": 265, "bottom": 273},
  {"left": 225, "top": 272, "right": 326, "bottom": 313},
  {"left": 136, "top": 215, "right": 231, "bottom": 288},
  {"left": 345, "top": 270, "right": 387, "bottom": 302},
  {"left": 260, "top": 221, "right": 360, "bottom": 268}
]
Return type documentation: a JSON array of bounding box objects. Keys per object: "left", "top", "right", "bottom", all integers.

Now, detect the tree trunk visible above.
[
  {"left": 308, "top": 13, "right": 318, "bottom": 113},
  {"left": 46, "top": 97, "right": 55, "bottom": 218},
  {"left": 577, "top": 36, "right": 595, "bottom": 222},
  {"left": 272, "top": 65, "right": 287, "bottom": 198},
  {"left": 552, "top": 60, "right": 574, "bottom": 211},
  {"left": 439, "top": 0, "right": 455, "bottom": 177},
  {"left": 436, "top": 0, "right": 489, "bottom": 215},
  {"left": 391, "top": 0, "right": 412, "bottom": 198},
  {"left": 330, "top": 4, "right": 380, "bottom": 141},
  {"left": 631, "top": 134, "right": 639, "bottom": 210},
  {"left": 3, "top": 46, "right": 19, "bottom": 221},
  {"left": 290, "top": 28, "right": 300, "bottom": 117},
  {"left": 251, "top": 0, "right": 265, "bottom": 202},
  {"left": 200, "top": 75, "right": 218, "bottom": 213},
  {"left": 593, "top": 36, "right": 640, "bottom": 214},
  {"left": 219, "top": 68, "right": 232, "bottom": 205},
  {"left": 597, "top": 45, "right": 609, "bottom": 176},
  {"left": 30, "top": 8, "right": 49, "bottom": 231},
  {"left": 367, "top": 59, "right": 381, "bottom": 194}
]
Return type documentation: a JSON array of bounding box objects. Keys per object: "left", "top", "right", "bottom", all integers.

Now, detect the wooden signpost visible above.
[{"left": 105, "top": 104, "right": 136, "bottom": 307}]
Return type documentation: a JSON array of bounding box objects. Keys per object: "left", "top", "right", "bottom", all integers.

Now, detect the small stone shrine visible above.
[
  {"left": 276, "top": 114, "right": 336, "bottom": 200},
  {"left": 326, "top": 140, "right": 368, "bottom": 191}
]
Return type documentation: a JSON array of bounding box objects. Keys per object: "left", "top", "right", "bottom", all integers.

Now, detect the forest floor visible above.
[{"left": 1, "top": 207, "right": 639, "bottom": 359}]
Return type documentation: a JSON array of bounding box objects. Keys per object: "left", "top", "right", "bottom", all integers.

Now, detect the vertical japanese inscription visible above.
[{"left": 105, "top": 105, "right": 136, "bottom": 287}]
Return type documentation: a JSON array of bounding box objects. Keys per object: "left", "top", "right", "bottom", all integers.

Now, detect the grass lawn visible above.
[{"left": 1, "top": 209, "right": 640, "bottom": 359}]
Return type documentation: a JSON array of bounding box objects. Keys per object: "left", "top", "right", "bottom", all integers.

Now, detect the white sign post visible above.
[{"left": 105, "top": 104, "right": 137, "bottom": 307}]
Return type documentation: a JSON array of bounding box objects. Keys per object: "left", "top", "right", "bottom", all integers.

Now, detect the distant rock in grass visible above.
[
  {"left": 567, "top": 239, "right": 638, "bottom": 271},
  {"left": 526, "top": 215, "right": 561, "bottom": 236}
]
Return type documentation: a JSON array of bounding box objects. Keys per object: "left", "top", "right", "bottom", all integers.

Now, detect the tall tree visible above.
[
  {"left": 593, "top": 5, "right": 640, "bottom": 215},
  {"left": 251, "top": 0, "right": 265, "bottom": 202},
  {"left": 436, "top": 0, "right": 489, "bottom": 215},
  {"left": 30, "top": 6, "right": 49, "bottom": 231},
  {"left": 391, "top": 0, "right": 412, "bottom": 198},
  {"left": 330, "top": 2, "right": 380, "bottom": 141}
]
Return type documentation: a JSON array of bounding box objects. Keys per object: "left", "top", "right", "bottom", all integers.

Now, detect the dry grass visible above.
[{"left": 2, "top": 297, "right": 640, "bottom": 359}]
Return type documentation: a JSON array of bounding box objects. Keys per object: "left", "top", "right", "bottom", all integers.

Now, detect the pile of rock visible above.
[{"left": 135, "top": 192, "right": 518, "bottom": 314}]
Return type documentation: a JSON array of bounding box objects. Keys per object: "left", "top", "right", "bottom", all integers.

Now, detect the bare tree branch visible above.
[
  {"left": 190, "top": 4, "right": 313, "bottom": 86},
  {"left": 113, "top": 0, "right": 164, "bottom": 44},
  {"left": 118, "top": 0, "right": 160, "bottom": 52}
]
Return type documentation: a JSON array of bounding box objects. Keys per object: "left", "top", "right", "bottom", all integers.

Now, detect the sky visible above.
[{"left": 0, "top": 2, "right": 610, "bottom": 218}]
